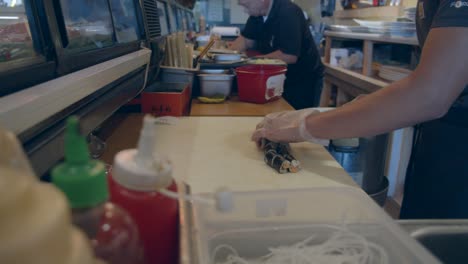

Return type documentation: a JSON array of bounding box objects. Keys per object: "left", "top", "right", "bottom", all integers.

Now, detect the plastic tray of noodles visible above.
[{"left": 190, "top": 187, "right": 442, "bottom": 264}]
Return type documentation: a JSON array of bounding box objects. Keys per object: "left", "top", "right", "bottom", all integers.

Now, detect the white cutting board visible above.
[{"left": 153, "top": 117, "right": 357, "bottom": 194}]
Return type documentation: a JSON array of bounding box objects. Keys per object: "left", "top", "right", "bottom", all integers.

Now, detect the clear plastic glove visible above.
[{"left": 251, "top": 108, "right": 330, "bottom": 148}]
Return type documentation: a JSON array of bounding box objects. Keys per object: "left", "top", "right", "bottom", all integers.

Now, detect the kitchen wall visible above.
[
  {"left": 194, "top": 0, "right": 322, "bottom": 30},
  {"left": 193, "top": 0, "right": 247, "bottom": 30}
]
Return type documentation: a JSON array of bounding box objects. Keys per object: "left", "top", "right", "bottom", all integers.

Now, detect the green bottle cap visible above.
[{"left": 51, "top": 116, "right": 108, "bottom": 208}]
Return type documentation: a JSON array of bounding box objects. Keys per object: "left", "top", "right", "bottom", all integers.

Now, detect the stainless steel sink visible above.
[{"left": 398, "top": 220, "right": 468, "bottom": 264}]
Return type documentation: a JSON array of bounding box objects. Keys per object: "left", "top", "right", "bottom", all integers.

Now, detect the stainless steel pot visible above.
[{"left": 198, "top": 74, "right": 235, "bottom": 97}]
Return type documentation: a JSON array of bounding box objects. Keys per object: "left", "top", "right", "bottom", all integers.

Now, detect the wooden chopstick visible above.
[{"left": 194, "top": 38, "right": 216, "bottom": 67}]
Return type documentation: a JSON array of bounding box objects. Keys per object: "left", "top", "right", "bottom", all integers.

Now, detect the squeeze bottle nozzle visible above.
[
  {"left": 112, "top": 115, "right": 173, "bottom": 191},
  {"left": 135, "top": 115, "right": 158, "bottom": 167}
]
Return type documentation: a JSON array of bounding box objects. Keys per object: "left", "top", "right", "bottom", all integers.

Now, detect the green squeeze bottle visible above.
[{"left": 51, "top": 117, "right": 145, "bottom": 264}]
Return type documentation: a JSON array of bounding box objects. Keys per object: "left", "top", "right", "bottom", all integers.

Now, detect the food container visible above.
[
  {"left": 191, "top": 187, "right": 441, "bottom": 264},
  {"left": 141, "top": 82, "right": 191, "bottom": 116},
  {"left": 236, "top": 65, "right": 287, "bottom": 104},
  {"left": 198, "top": 69, "right": 229, "bottom": 74},
  {"left": 160, "top": 65, "right": 198, "bottom": 85},
  {"left": 198, "top": 74, "right": 235, "bottom": 97}
]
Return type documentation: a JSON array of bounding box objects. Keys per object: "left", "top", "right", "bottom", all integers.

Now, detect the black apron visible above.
[
  {"left": 399, "top": 0, "right": 468, "bottom": 219},
  {"left": 400, "top": 98, "right": 468, "bottom": 219}
]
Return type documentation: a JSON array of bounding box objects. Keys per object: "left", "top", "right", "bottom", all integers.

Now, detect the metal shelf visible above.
[{"left": 334, "top": 6, "right": 401, "bottom": 19}]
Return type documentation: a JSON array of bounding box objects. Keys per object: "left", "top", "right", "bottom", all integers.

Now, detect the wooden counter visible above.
[
  {"left": 155, "top": 117, "right": 357, "bottom": 193},
  {"left": 100, "top": 95, "right": 356, "bottom": 193},
  {"left": 101, "top": 97, "right": 293, "bottom": 163},
  {"left": 101, "top": 114, "right": 357, "bottom": 194},
  {"left": 190, "top": 96, "right": 294, "bottom": 116}
]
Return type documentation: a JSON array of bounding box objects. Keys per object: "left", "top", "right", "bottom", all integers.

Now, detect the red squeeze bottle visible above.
[{"left": 108, "top": 115, "right": 179, "bottom": 264}]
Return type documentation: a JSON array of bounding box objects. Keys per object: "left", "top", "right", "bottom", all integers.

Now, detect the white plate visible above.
[
  {"left": 213, "top": 58, "right": 246, "bottom": 64},
  {"left": 214, "top": 54, "right": 242, "bottom": 62},
  {"left": 354, "top": 19, "right": 415, "bottom": 28},
  {"left": 330, "top": 25, "right": 370, "bottom": 33}
]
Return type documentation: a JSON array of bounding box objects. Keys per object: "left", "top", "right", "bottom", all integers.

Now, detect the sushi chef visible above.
[{"left": 228, "top": 0, "right": 324, "bottom": 109}]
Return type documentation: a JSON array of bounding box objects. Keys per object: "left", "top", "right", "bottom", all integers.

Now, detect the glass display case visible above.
[
  {"left": 156, "top": 0, "right": 169, "bottom": 36},
  {"left": 185, "top": 10, "right": 194, "bottom": 31},
  {"left": 177, "top": 8, "right": 185, "bottom": 31},
  {"left": 0, "top": 1, "right": 38, "bottom": 67},
  {"left": 59, "top": 0, "right": 114, "bottom": 52},
  {"left": 0, "top": 0, "right": 57, "bottom": 96},
  {"left": 171, "top": 5, "right": 179, "bottom": 31},
  {"left": 46, "top": 0, "right": 143, "bottom": 74},
  {"left": 110, "top": 0, "right": 140, "bottom": 43},
  {"left": 168, "top": 5, "right": 176, "bottom": 32}
]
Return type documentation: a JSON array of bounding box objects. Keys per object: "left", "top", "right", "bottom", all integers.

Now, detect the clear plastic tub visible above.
[{"left": 192, "top": 187, "right": 441, "bottom": 264}]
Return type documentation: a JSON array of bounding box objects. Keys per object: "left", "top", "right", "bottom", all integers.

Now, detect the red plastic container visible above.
[
  {"left": 236, "top": 65, "right": 287, "bottom": 104},
  {"left": 108, "top": 174, "right": 179, "bottom": 264}
]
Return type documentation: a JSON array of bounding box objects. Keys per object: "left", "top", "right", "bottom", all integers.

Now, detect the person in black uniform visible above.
[
  {"left": 251, "top": 0, "right": 468, "bottom": 219},
  {"left": 228, "top": 0, "right": 324, "bottom": 109}
]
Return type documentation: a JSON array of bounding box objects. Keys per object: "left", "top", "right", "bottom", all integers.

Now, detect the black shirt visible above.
[
  {"left": 417, "top": 0, "right": 468, "bottom": 46},
  {"left": 417, "top": 0, "right": 468, "bottom": 104},
  {"left": 241, "top": 0, "right": 323, "bottom": 78}
]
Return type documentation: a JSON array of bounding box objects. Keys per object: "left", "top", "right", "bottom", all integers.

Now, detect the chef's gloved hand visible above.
[{"left": 251, "top": 108, "right": 330, "bottom": 148}]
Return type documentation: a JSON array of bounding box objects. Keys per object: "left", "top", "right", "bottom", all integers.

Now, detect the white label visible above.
[{"left": 265, "top": 74, "right": 286, "bottom": 100}]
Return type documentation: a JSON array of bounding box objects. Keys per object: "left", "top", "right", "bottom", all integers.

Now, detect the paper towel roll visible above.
[{"left": 211, "top": 26, "right": 240, "bottom": 37}]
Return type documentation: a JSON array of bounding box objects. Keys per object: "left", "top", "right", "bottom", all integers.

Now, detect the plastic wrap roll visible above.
[{"left": 211, "top": 26, "right": 240, "bottom": 37}]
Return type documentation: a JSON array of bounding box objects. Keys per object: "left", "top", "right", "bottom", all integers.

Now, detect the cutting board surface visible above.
[{"left": 154, "top": 117, "right": 356, "bottom": 194}]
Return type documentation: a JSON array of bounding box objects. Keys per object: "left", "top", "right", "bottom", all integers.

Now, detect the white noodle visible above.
[{"left": 212, "top": 225, "right": 389, "bottom": 264}]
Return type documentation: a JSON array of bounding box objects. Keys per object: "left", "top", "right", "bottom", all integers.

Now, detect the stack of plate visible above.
[
  {"left": 329, "top": 25, "right": 370, "bottom": 33},
  {"left": 354, "top": 19, "right": 416, "bottom": 37},
  {"left": 378, "top": 65, "right": 412, "bottom": 82}
]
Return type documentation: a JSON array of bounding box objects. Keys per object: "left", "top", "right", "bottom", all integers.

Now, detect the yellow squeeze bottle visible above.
[{"left": 0, "top": 126, "right": 99, "bottom": 264}]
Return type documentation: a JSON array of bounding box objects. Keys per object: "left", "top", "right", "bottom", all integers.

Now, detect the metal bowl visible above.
[{"left": 198, "top": 74, "right": 235, "bottom": 97}]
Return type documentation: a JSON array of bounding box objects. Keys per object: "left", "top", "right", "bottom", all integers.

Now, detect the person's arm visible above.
[
  {"left": 227, "top": 35, "right": 255, "bottom": 52},
  {"left": 251, "top": 27, "right": 468, "bottom": 144},
  {"left": 259, "top": 50, "right": 298, "bottom": 64},
  {"left": 306, "top": 27, "right": 468, "bottom": 139}
]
